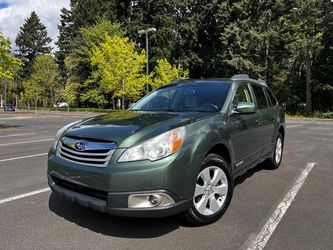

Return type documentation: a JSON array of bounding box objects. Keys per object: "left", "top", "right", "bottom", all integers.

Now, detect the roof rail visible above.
[
  {"left": 231, "top": 74, "right": 249, "bottom": 80},
  {"left": 257, "top": 78, "right": 267, "bottom": 86}
]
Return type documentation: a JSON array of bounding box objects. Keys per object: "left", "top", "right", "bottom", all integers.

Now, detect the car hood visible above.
[{"left": 63, "top": 110, "right": 216, "bottom": 147}]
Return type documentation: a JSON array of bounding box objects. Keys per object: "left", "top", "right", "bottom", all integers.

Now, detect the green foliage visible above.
[
  {"left": 65, "top": 20, "right": 123, "bottom": 85},
  {"left": 91, "top": 35, "right": 148, "bottom": 108},
  {"left": 80, "top": 21, "right": 124, "bottom": 60},
  {"left": 70, "top": 0, "right": 118, "bottom": 31},
  {"left": 48, "top": 0, "right": 332, "bottom": 112},
  {"left": 55, "top": 7, "right": 76, "bottom": 81},
  {"left": 15, "top": 11, "right": 52, "bottom": 73},
  {"left": 279, "top": 0, "right": 324, "bottom": 112},
  {"left": 64, "top": 20, "right": 124, "bottom": 107},
  {"left": 61, "top": 78, "right": 79, "bottom": 107},
  {"left": 21, "top": 55, "right": 60, "bottom": 107},
  {"left": 151, "top": 58, "right": 189, "bottom": 89},
  {"left": 0, "top": 32, "right": 23, "bottom": 80},
  {"left": 55, "top": 0, "right": 120, "bottom": 81},
  {"left": 80, "top": 88, "right": 107, "bottom": 108}
]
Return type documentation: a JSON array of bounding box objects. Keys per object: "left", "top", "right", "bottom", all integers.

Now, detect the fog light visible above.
[
  {"left": 149, "top": 194, "right": 162, "bottom": 206},
  {"left": 128, "top": 193, "right": 175, "bottom": 208}
]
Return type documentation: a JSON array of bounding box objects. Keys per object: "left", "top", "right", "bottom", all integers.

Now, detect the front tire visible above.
[{"left": 184, "top": 154, "right": 233, "bottom": 226}]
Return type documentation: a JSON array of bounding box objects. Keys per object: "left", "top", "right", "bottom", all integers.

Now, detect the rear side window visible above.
[{"left": 252, "top": 85, "right": 269, "bottom": 109}]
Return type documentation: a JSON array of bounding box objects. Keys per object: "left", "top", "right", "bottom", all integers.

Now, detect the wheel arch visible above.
[
  {"left": 205, "top": 143, "right": 232, "bottom": 166},
  {"left": 278, "top": 125, "right": 285, "bottom": 139}
]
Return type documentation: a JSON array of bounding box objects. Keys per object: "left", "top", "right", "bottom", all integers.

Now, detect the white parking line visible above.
[
  {"left": 0, "top": 116, "right": 33, "bottom": 120},
  {"left": 0, "top": 188, "right": 51, "bottom": 205},
  {"left": 0, "top": 138, "right": 53, "bottom": 147},
  {"left": 0, "top": 132, "right": 36, "bottom": 138},
  {"left": 286, "top": 124, "right": 303, "bottom": 128},
  {"left": 0, "top": 153, "right": 48, "bottom": 162},
  {"left": 246, "top": 162, "right": 316, "bottom": 250}
]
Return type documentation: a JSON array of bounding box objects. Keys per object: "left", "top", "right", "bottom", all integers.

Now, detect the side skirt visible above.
[{"left": 233, "top": 151, "right": 273, "bottom": 179}]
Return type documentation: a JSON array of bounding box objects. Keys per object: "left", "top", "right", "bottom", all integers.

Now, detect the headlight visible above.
[
  {"left": 118, "top": 126, "right": 186, "bottom": 162},
  {"left": 53, "top": 120, "right": 82, "bottom": 150}
]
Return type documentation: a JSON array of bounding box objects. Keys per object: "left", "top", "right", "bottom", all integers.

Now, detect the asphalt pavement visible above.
[{"left": 0, "top": 112, "right": 332, "bottom": 250}]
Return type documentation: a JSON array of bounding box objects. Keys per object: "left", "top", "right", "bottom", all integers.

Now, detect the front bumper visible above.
[{"left": 48, "top": 174, "right": 192, "bottom": 217}]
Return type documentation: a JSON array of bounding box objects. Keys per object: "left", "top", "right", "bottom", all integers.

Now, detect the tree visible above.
[
  {"left": 65, "top": 20, "right": 124, "bottom": 107},
  {"left": 15, "top": 11, "right": 52, "bottom": 74},
  {"left": 217, "top": 1, "right": 284, "bottom": 77},
  {"left": 312, "top": 1, "right": 333, "bottom": 111},
  {"left": 0, "top": 32, "right": 22, "bottom": 81},
  {"left": 91, "top": 35, "right": 148, "bottom": 109},
  {"left": 152, "top": 58, "right": 189, "bottom": 89},
  {"left": 62, "top": 78, "right": 79, "bottom": 111},
  {"left": 281, "top": 0, "right": 324, "bottom": 113},
  {"left": 55, "top": 7, "right": 75, "bottom": 82},
  {"left": 0, "top": 32, "right": 23, "bottom": 107},
  {"left": 175, "top": 0, "right": 222, "bottom": 78},
  {"left": 70, "top": 0, "right": 117, "bottom": 30},
  {"left": 66, "top": 20, "right": 124, "bottom": 84},
  {"left": 21, "top": 79, "right": 43, "bottom": 113},
  {"left": 22, "top": 55, "right": 60, "bottom": 108},
  {"left": 56, "top": 0, "right": 119, "bottom": 84}
]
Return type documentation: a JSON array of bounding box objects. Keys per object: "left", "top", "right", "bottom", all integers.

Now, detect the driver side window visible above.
[{"left": 232, "top": 84, "right": 254, "bottom": 108}]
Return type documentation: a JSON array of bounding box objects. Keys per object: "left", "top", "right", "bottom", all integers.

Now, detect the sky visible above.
[{"left": 0, "top": 0, "right": 70, "bottom": 51}]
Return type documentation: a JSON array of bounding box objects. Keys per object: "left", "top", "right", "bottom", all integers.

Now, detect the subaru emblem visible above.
[{"left": 75, "top": 142, "right": 86, "bottom": 151}]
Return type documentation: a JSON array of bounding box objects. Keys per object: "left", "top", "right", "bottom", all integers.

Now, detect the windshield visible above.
[{"left": 131, "top": 82, "right": 231, "bottom": 112}]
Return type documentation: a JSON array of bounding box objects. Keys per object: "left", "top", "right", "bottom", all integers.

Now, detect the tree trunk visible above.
[
  {"left": 4, "top": 79, "right": 7, "bottom": 106},
  {"left": 117, "top": 98, "right": 121, "bottom": 109},
  {"left": 121, "top": 78, "right": 125, "bottom": 110},
  {"left": 306, "top": 48, "right": 312, "bottom": 113},
  {"left": 35, "top": 98, "right": 38, "bottom": 116},
  {"left": 112, "top": 97, "right": 115, "bottom": 110}
]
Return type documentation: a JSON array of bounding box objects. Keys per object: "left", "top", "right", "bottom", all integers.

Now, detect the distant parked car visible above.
[
  {"left": 5, "top": 104, "right": 15, "bottom": 112},
  {"left": 54, "top": 102, "right": 69, "bottom": 108}
]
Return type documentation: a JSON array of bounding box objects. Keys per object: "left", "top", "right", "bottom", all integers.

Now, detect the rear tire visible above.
[
  {"left": 267, "top": 132, "right": 284, "bottom": 169},
  {"left": 184, "top": 154, "right": 233, "bottom": 226}
]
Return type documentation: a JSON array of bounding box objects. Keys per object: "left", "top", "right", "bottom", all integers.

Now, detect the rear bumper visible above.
[{"left": 48, "top": 174, "right": 192, "bottom": 217}]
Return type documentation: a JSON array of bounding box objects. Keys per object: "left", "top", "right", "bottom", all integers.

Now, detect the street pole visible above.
[{"left": 138, "top": 27, "right": 156, "bottom": 93}]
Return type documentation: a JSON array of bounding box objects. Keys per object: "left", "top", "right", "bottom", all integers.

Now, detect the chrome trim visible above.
[
  {"left": 59, "top": 145, "right": 111, "bottom": 156},
  {"left": 61, "top": 136, "right": 117, "bottom": 151},
  {"left": 59, "top": 149, "right": 112, "bottom": 163}
]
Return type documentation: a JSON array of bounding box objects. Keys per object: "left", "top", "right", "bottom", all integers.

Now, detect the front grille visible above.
[{"left": 57, "top": 136, "right": 117, "bottom": 167}]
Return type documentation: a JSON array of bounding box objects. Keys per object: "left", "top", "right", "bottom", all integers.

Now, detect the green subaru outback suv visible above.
[{"left": 48, "top": 74, "right": 285, "bottom": 225}]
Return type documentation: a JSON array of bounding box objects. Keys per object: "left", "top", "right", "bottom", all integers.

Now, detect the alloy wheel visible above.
[
  {"left": 275, "top": 137, "right": 282, "bottom": 164},
  {"left": 193, "top": 166, "right": 228, "bottom": 216}
]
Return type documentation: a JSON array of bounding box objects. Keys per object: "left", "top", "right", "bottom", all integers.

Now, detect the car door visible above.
[
  {"left": 229, "top": 82, "right": 262, "bottom": 172},
  {"left": 250, "top": 84, "right": 275, "bottom": 157}
]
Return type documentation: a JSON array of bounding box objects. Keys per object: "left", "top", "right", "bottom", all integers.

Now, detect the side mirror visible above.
[{"left": 231, "top": 102, "right": 256, "bottom": 115}]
